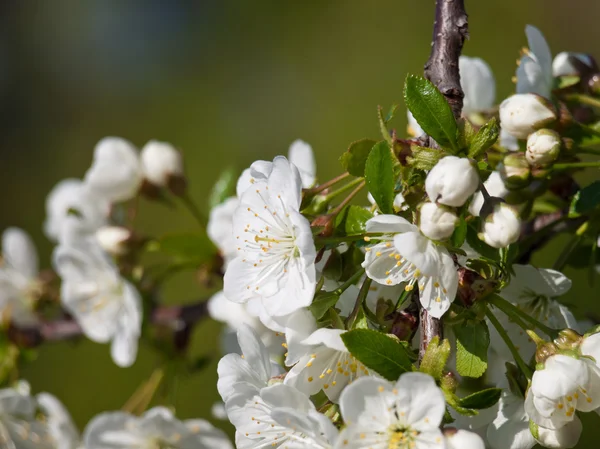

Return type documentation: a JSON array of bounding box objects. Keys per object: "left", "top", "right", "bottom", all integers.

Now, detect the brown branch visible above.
[
  {"left": 8, "top": 301, "right": 209, "bottom": 349},
  {"left": 419, "top": 0, "right": 468, "bottom": 363}
]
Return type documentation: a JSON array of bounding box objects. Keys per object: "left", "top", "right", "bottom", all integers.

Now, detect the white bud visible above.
[
  {"left": 526, "top": 129, "right": 561, "bottom": 167},
  {"left": 95, "top": 226, "right": 132, "bottom": 256},
  {"left": 552, "top": 51, "right": 595, "bottom": 77},
  {"left": 425, "top": 156, "right": 479, "bottom": 207},
  {"left": 419, "top": 202, "right": 458, "bottom": 240},
  {"left": 444, "top": 429, "right": 485, "bottom": 449},
  {"left": 499, "top": 94, "right": 556, "bottom": 139},
  {"left": 480, "top": 203, "right": 521, "bottom": 248},
  {"left": 469, "top": 171, "right": 509, "bottom": 217},
  {"left": 140, "top": 140, "right": 184, "bottom": 187}
]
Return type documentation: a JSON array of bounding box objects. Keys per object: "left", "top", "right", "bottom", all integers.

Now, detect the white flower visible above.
[
  {"left": 226, "top": 383, "right": 329, "bottom": 449},
  {"left": 469, "top": 171, "right": 509, "bottom": 217},
  {"left": 526, "top": 129, "right": 561, "bottom": 167},
  {"left": 207, "top": 196, "right": 239, "bottom": 268},
  {"left": 407, "top": 111, "right": 425, "bottom": 138},
  {"left": 95, "top": 226, "right": 132, "bottom": 256},
  {"left": 44, "top": 179, "right": 109, "bottom": 242},
  {"left": 288, "top": 139, "right": 317, "bottom": 188},
  {"left": 418, "top": 202, "right": 458, "bottom": 241},
  {"left": 552, "top": 52, "right": 595, "bottom": 77},
  {"left": 335, "top": 372, "right": 446, "bottom": 449},
  {"left": 361, "top": 215, "right": 458, "bottom": 318},
  {"left": 0, "top": 228, "right": 40, "bottom": 326},
  {"left": 0, "top": 382, "right": 50, "bottom": 448},
  {"left": 36, "top": 392, "right": 80, "bottom": 449},
  {"left": 224, "top": 156, "right": 317, "bottom": 318},
  {"left": 84, "top": 137, "right": 143, "bottom": 203},
  {"left": 581, "top": 332, "right": 600, "bottom": 367},
  {"left": 425, "top": 156, "right": 479, "bottom": 207},
  {"left": 460, "top": 56, "right": 496, "bottom": 115},
  {"left": 284, "top": 328, "right": 371, "bottom": 403},
  {"left": 516, "top": 25, "right": 553, "bottom": 98},
  {"left": 140, "top": 140, "right": 184, "bottom": 187},
  {"left": 480, "top": 203, "right": 521, "bottom": 249},
  {"left": 53, "top": 222, "right": 142, "bottom": 367},
  {"left": 217, "top": 324, "right": 284, "bottom": 403},
  {"left": 444, "top": 429, "right": 485, "bottom": 449},
  {"left": 487, "top": 387, "right": 582, "bottom": 449},
  {"left": 525, "top": 354, "right": 600, "bottom": 430},
  {"left": 83, "top": 406, "right": 232, "bottom": 449},
  {"left": 489, "top": 265, "right": 577, "bottom": 362},
  {"left": 499, "top": 94, "right": 556, "bottom": 139}
]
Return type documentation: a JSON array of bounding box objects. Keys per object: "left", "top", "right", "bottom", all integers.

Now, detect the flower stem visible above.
[
  {"left": 323, "top": 177, "right": 365, "bottom": 203},
  {"left": 488, "top": 294, "right": 557, "bottom": 338},
  {"left": 346, "top": 277, "right": 372, "bottom": 328},
  {"left": 180, "top": 193, "right": 207, "bottom": 230},
  {"left": 334, "top": 268, "right": 365, "bottom": 296},
  {"left": 304, "top": 172, "right": 350, "bottom": 195},
  {"left": 485, "top": 307, "right": 533, "bottom": 380},
  {"left": 122, "top": 367, "right": 165, "bottom": 414},
  {"left": 576, "top": 147, "right": 600, "bottom": 156},
  {"left": 553, "top": 161, "right": 600, "bottom": 170},
  {"left": 566, "top": 94, "right": 600, "bottom": 109}
]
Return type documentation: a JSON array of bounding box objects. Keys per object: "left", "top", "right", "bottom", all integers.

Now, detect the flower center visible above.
[
  {"left": 555, "top": 387, "right": 594, "bottom": 416},
  {"left": 387, "top": 425, "right": 419, "bottom": 449}
]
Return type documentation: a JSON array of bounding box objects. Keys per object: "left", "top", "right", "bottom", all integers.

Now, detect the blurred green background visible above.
[{"left": 1, "top": 0, "right": 599, "bottom": 446}]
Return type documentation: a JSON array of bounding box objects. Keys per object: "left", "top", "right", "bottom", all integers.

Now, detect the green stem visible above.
[
  {"left": 323, "top": 177, "right": 365, "bottom": 203},
  {"left": 485, "top": 308, "right": 533, "bottom": 380},
  {"left": 304, "top": 172, "right": 350, "bottom": 196},
  {"left": 553, "top": 234, "right": 583, "bottom": 272},
  {"left": 346, "top": 277, "right": 372, "bottom": 328},
  {"left": 566, "top": 94, "right": 600, "bottom": 109},
  {"left": 488, "top": 294, "right": 557, "bottom": 338},
  {"left": 334, "top": 268, "right": 365, "bottom": 296},
  {"left": 328, "top": 180, "right": 366, "bottom": 217},
  {"left": 576, "top": 147, "right": 600, "bottom": 156},
  {"left": 554, "top": 161, "right": 600, "bottom": 170},
  {"left": 180, "top": 193, "right": 207, "bottom": 229}
]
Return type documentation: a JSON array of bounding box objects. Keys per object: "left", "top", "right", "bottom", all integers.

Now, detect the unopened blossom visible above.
[
  {"left": 84, "top": 407, "right": 232, "bottom": 449},
  {"left": 444, "top": 429, "right": 486, "bottom": 449},
  {"left": 499, "top": 94, "right": 556, "bottom": 139},
  {"left": 335, "top": 372, "right": 446, "bottom": 449},
  {"left": 425, "top": 156, "right": 479, "bottom": 207},
  {"left": 288, "top": 139, "right": 317, "bottom": 188},
  {"left": 552, "top": 52, "right": 596, "bottom": 77},
  {"left": 525, "top": 354, "right": 600, "bottom": 430},
  {"left": 224, "top": 156, "right": 317, "bottom": 318},
  {"left": 460, "top": 56, "right": 496, "bottom": 115},
  {"left": 489, "top": 265, "right": 577, "bottom": 362},
  {"left": 44, "top": 179, "right": 109, "bottom": 241},
  {"left": 84, "top": 137, "right": 143, "bottom": 203},
  {"left": 499, "top": 153, "right": 531, "bottom": 190},
  {"left": 0, "top": 228, "right": 41, "bottom": 326},
  {"left": 207, "top": 196, "right": 239, "bottom": 268},
  {"left": 284, "top": 328, "right": 371, "bottom": 402},
  {"left": 140, "top": 140, "right": 184, "bottom": 187},
  {"left": 469, "top": 171, "right": 509, "bottom": 217},
  {"left": 526, "top": 129, "right": 561, "bottom": 167},
  {"left": 53, "top": 221, "right": 142, "bottom": 367},
  {"left": 487, "top": 386, "right": 582, "bottom": 449},
  {"left": 418, "top": 202, "right": 458, "bottom": 241},
  {"left": 516, "top": 25, "right": 553, "bottom": 98},
  {"left": 95, "top": 226, "right": 132, "bottom": 257},
  {"left": 480, "top": 203, "right": 521, "bottom": 249},
  {"left": 362, "top": 215, "right": 458, "bottom": 318}
]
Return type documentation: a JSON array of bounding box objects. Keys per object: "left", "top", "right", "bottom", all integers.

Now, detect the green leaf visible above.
[
  {"left": 468, "top": 118, "right": 499, "bottom": 159},
  {"left": 340, "top": 139, "right": 377, "bottom": 177},
  {"left": 459, "top": 388, "right": 502, "bottom": 409},
  {"left": 152, "top": 233, "right": 216, "bottom": 264},
  {"left": 407, "top": 146, "right": 447, "bottom": 170},
  {"left": 208, "top": 166, "right": 238, "bottom": 209},
  {"left": 378, "top": 106, "right": 394, "bottom": 145},
  {"left": 571, "top": 181, "right": 600, "bottom": 215},
  {"left": 454, "top": 320, "right": 490, "bottom": 378},
  {"left": 309, "top": 291, "right": 340, "bottom": 320},
  {"left": 419, "top": 336, "right": 451, "bottom": 380},
  {"left": 451, "top": 218, "right": 468, "bottom": 248},
  {"left": 365, "top": 142, "right": 395, "bottom": 214},
  {"left": 341, "top": 329, "right": 414, "bottom": 381},
  {"left": 443, "top": 390, "right": 478, "bottom": 417},
  {"left": 385, "top": 103, "right": 400, "bottom": 123},
  {"left": 335, "top": 205, "right": 374, "bottom": 236},
  {"left": 404, "top": 74, "right": 459, "bottom": 151}
]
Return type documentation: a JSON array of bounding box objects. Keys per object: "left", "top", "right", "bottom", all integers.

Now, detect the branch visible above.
[
  {"left": 419, "top": 0, "right": 468, "bottom": 363},
  {"left": 8, "top": 301, "right": 209, "bottom": 349}
]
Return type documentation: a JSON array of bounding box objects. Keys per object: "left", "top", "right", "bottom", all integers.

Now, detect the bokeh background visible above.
[{"left": 1, "top": 0, "right": 599, "bottom": 447}]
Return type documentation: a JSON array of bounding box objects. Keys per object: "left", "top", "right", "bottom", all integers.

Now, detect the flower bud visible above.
[
  {"left": 498, "top": 153, "right": 531, "bottom": 190},
  {"left": 553, "top": 329, "right": 582, "bottom": 351},
  {"left": 425, "top": 156, "right": 479, "bottom": 207},
  {"left": 499, "top": 94, "right": 557, "bottom": 139},
  {"left": 469, "top": 171, "right": 509, "bottom": 217},
  {"left": 419, "top": 202, "right": 458, "bottom": 240},
  {"left": 95, "top": 226, "right": 132, "bottom": 256},
  {"left": 526, "top": 129, "right": 561, "bottom": 167},
  {"left": 140, "top": 141, "right": 185, "bottom": 189},
  {"left": 552, "top": 51, "right": 597, "bottom": 77},
  {"left": 479, "top": 203, "right": 521, "bottom": 248}
]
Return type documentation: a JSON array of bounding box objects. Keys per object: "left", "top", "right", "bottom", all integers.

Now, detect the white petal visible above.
[
  {"left": 445, "top": 429, "right": 485, "bottom": 449},
  {"left": 537, "top": 416, "right": 582, "bottom": 448},
  {"left": 237, "top": 325, "right": 272, "bottom": 383},
  {"left": 460, "top": 56, "right": 495, "bottom": 114},
  {"left": 36, "top": 392, "right": 80, "bottom": 449},
  {"left": 288, "top": 139, "right": 316, "bottom": 189},
  {"left": 339, "top": 376, "right": 392, "bottom": 426},
  {"left": 303, "top": 329, "right": 347, "bottom": 352},
  {"left": 394, "top": 372, "right": 445, "bottom": 431},
  {"left": 2, "top": 228, "right": 38, "bottom": 279},
  {"left": 365, "top": 214, "right": 416, "bottom": 234}
]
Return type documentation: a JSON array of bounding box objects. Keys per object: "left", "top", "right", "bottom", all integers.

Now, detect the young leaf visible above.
[
  {"left": 468, "top": 118, "right": 500, "bottom": 159},
  {"left": 454, "top": 320, "right": 490, "bottom": 378},
  {"left": 451, "top": 218, "right": 468, "bottom": 248},
  {"left": 407, "top": 145, "right": 447, "bottom": 170},
  {"left": 309, "top": 291, "right": 340, "bottom": 320},
  {"left": 335, "top": 205, "right": 374, "bottom": 236},
  {"left": 378, "top": 106, "right": 394, "bottom": 145},
  {"left": 570, "top": 180, "right": 600, "bottom": 215},
  {"left": 459, "top": 388, "right": 502, "bottom": 409},
  {"left": 339, "top": 139, "right": 377, "bottom": 177},
  {"left": 208, "top": 166, "right": 238, "bottom": 209},
  {"left": 419, "top": 336, "right": 451, "bottom": 380},
  {"left": 404, "top": 74, "right": 459, "bottom": 151},
  {"left": 341, "top": 329, "right": 414, "bottom": 381},
  {"left": 365, "top": 142, "right": 395, "bottom": 214}
]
